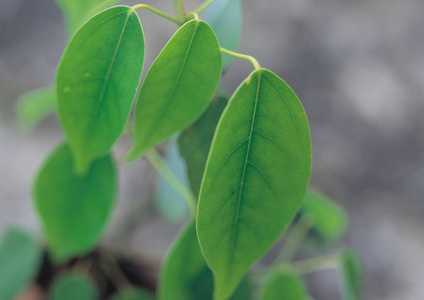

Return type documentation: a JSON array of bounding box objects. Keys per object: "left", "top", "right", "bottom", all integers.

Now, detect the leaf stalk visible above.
[
  {"left": 132, "top": 4, "right": 181, "bottom": 25},
  {"left": 220, "top": 47, "right": 261, "bottom": 71}
]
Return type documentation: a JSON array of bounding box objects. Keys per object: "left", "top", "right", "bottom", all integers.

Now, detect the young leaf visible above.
[
  {"left": 159, "top": 220, "right": 251, "bottom": 300},
  {"left": 127, "top": 19, "right": 222, "bottom": 160},
  {"left": 178, "top": 95, "right": 228, "bottom": 197},
  {"left": 261, "top": 268, "right": 309, "bottom": 300},
  {"left": 301, "top": 189, "right": 348, "bottom": 243},
  {"left": 34, "top": 143, "right": 117, "bottom": 261},
  {"left": 48, "top": 272, "right": 97, "bottom": 300},
  {"left": 201, "top": 0, "right": 242, "bottom": 68},
  {"left": 16, "top": 85, "right": 56, "bottom": 131},
  {"left": 0, "top": 228, "right": 42, "bottom": 300},
  {"left": 339, "top": 249, "right": 362, "bottom": 300},
  {"left": 110, "top": 288, "right": 155, "bottom": 300},
  {"left": 197, "top": 69, "right": 311, "bottom": 300},
  {"left": 57, "top": 6, "right": 145, "bottom": 174}
]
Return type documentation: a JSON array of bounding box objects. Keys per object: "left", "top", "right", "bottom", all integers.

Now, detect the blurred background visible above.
[{"left": 1, "top": 0, "right": 424, "bottom": 299}]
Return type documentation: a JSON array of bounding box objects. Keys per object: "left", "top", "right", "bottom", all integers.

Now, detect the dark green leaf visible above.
[
  {"left": 48, "top": 272, "right": 97, "bottom": 300},
  {"left": 339, "top": 249, "right": 362, "bottom": 300},
  {"left": 261, "top": 268, "right": 309, "bottom": 300},
  {"left": 0, "top": 228, "right": 41, "bottom": 300},
  {"left": 57, "top": 6, "right": 145, "bottom": 174},
  {"left": 159, "top": 220, "right": 251, "bottom": 300},
  {"left": 178, "top": 95, "right": 228, "bottom": 197},
  {"left": 34, "top": 143, "right": 117, "bottom": 261},
  {"left": 302, "top": 189, "right": 348, "bottom": 244},
  {"left": 197, "top": 69, "right": 311, "bottom": 300},
  {"left": 16, "top": 85, "right": 56, "bottom": 131},
  {"left": 110, "top": 288, "right": 155, "bottom": 300},
  {"left": 201, "top": 0, "right": 242, "bottom": 68},
  {"left": 127, "top": 19, "right": 222, "bottom": 160}
]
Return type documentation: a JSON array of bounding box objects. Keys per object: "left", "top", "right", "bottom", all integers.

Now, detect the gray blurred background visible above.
[{"left": 1, "top": 0, "right": 424, "bottom": 299}]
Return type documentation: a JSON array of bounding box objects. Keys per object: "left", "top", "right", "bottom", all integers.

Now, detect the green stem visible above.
[
  {"left": 172, "top": 0, "right": 186, "bottom": 21},
  {"left": 220, "top": 47, "right": 261, "bottom": 71},
  {"left": 195, "top": 0, "right": 217, "bottom": 14},
  {"left": 146, "top": 149, "right": 197, "bottom": 216},
  {"left": 290, "top": 254, "right": 340, "bottom": 275},
  {"left": 132, "top": 4, "right": 181, "bottom": 25}
]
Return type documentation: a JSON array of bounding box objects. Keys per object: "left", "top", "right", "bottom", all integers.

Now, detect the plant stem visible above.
[
  {"left": 274, "top": 214, "right": 314, "bottom": 263},
  {"left": 172, "top": 0, "right": 186, "bottom": 22},
  {"left": 132, "top": 4, "right": 181, "bottom": 25},
  {"left": 146, "top": 149, "right": 197, "bottom": 216},
  {"left": 290, "top": 254, "right": 340, "bottom": 275},
  {"left": 195, "top": 0, "right": 217, "bottom": 14},
  {"left": 220, "top": 47, "right": 261, "bottom": 71}
]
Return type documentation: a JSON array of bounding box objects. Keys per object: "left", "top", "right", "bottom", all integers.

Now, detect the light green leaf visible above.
[
  {"left": 261, "top": 268, "right": 309, "bottom": 300},
  {"left": 48, "top": 272, "right": 97, "bottom": 300},
  {"left": 34, "top": 143, "right": 117, "bottom": 261},
  {"left": 127, "top": 19, "right": 222, "bottom": 160},
  {"left": 0, "top": 228, "right": 41, "bottom": 300},
  {"left": 159, "top": 220, "right": 251, "bottom": 300},
  {"left": 339, "top": 249, "right": 362, "bottom": 300},
  {"left": 197, "top": 69, "right": 311, "bottom": 300},
  {"left": 201, "top": 0, "right": 242, "bottom": 68},
  {"left": 57, "top": 6, "right": 145, "bottom": 174},
  {"left": 178, "top": 95, "right": 228, "bottom": 197},
  {"left": 16, "top": 85, "right": 56, "bottom": 131},
  {"left": 110, "top": 288, "right": 155, "bottom": 300}
]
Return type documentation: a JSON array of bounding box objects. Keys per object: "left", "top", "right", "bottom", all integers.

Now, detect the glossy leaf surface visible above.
[
  {"left": 57, "top": 6, "right": 144, "bottom": 174},
  {"left": 339, "top": 250, "right": 362, "bottom": 300},
  {"left": 48, "top": 272, "right": 97, "bottom": 300},
  {"left": 127, "top": 19, "right": 222, "bottom": 160},
  {"left": 197, "top": 69, "right": 311, "bottom": 300},
  {"left": 302, "top": 189, "right": 348, "bottom": 243},
  {"left": 34, "top": 143, "right": 116, "bottom": 261},
  {"left": 261, "top": 268, "right": 309, "bottom": 300},
  {"left": 110, "top": 288, "right": 155, "bottom": 300},
  {"left": 0, "top": 228, "right": 41, "bottom": 300},
  {"left": 16, "top": 85, "right": 56, "bottom": 131},
  {"left": 159, "top": 220, "right": 251, "bottom": 300},
  {"left": 201, "top": 0, "right": 242, "bottom": 67},
  {"left": 178, "top": 95, "right": 228, "bottom": 197}
]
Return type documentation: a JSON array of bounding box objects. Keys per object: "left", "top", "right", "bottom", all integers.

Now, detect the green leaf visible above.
[
  {"left": 197, "top": 69, "right": 311, "bottom": 300},
  {"left": 301, "top": 189, "right": 348, "bottom": 244},
  {"left": 48, "top": 272, "right": 97, "bottom": 300},
  {"left": 339, "top": 249, "right": 362, "bottom": 300},
  {"left": 57, "top": 6, "right": 145, "bottom": 174},
  {"left": 16, "top": 85, "right": 56, "bottom": 131},
  {"left": 34, "top": 143, "right": 117, "bottom": 261},
  {"left": 0, "top": 228, "right": 42, "bottom": 300},
  {"left": 159, "top": 220, "right": 251, "bottom": 300},
  {"left": 201, "top": 0, "right": 243, "bottom": 68},
  {"left": 178, "top": 95, "right": 228, "bottom": 197},
  {"left": 127, "top": 19, "right": 222, "bottom": 160},
  {"left": 110, "top": 288, "right": 155, "bottom": 300},
  {"left": 261, "top": 268, "right": 309, "bottom": 300}
]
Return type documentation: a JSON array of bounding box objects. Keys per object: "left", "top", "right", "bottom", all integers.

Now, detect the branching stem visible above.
[
  {"left": 195, "top": 0, "right": 217, "bottom": 14},
  {"left": 290, "top": 254, "right": 340, "bottom": 275},
  {"left": 172, "top": 0, "right": 186, "bottom": 22},
  {"left": 132, "top": 4, "right": 181, "bottom": 25},
  {"left": 220, "top": 48, "right": 261, "bottom": 71}
]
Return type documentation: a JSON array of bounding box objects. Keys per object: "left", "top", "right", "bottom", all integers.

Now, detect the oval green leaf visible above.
[
  {"left": 201, "top": 0, "right": 242, "bottom": 68},
  {"left": 261, "top": 268, "right": 309, "bottom": 300},
  {"left": 110, "top": 288, "right": 155, "bottom": 300},
  {"left": 57, "top": 6, "right": 145, "bottom": 174},
  {"left": 339, "top": 249, "right": 362, "bottom": 300},
  {"left": 0, "top": 228, "right": 42, "bottom": 300},
  {"left": 127, "top": 19, "right": 222, "bottom": 160},
  {"left": 34, "top": 143, "right": 117, "bottom": 261},
  {"left": 48, "top": 272, "right": 97, "bottom": 300},
  {"left": 178, "top": 95, "right": 228, "bottom": 197},
  {"left": 197, "top": 69, "right": 311, "bottom": 300},
  {"left": 159, "top": 220, "right": 251, "bottom": 300}
]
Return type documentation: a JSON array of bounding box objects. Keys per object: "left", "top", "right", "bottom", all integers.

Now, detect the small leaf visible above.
[
  {"left": 48, "top": 272, "right": 97, "bottom": 300},
  {"left": 57, "top": 6, "right": 145, "bottom": 174},
  {"left": 197, "top": 69, "right": 311, "bottom": 300},
  {"left": 0, "top": 228, "right": 42, "bottom": 300},
  {"left": 159, "top": 220, "right": 251, "bottom": 300},
  {"left": 34, "top": 143, "right": 117, "bottom": 261},
  {"left": 16, "top": 85, "right": 56, "bottom": 131},
  {"left": 110, "top": 288, "right": 155, "bottom": 300},
  {"left": 178, "top": 95, "right": 228, "bottom": 197},
  {"left": 201, "top": 0, "right": 243, "bottom": 68},
  {"left": 301, "top": 189, "right": 348, "bottom": 243},
  {"left": 339, "top": 249, "right": 362, "bottom": 300},
  {"left": 127, "top": 19, "right": 222, "bottom": 160},
  {"left": 261, "top": 268, "right": 309, "bottom": 300}
]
